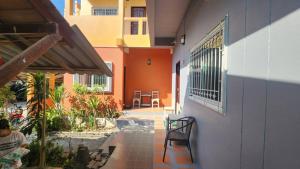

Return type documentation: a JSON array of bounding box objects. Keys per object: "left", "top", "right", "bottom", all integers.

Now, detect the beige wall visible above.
[
  {"left": 66, "top": 15, "right": 123, "bottom": 46},
  {"left": 65, "top": 0, "right": 150, "bottom": 47},
  {"left": 124, "top": 0, "right": 146, "bottom": 17},
  {"left": 80, "top": 0, "right": 119, "bottom": 16}
]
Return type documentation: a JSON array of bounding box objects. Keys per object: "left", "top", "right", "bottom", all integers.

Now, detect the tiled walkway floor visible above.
[
  {"left": 154, "top": 129, "right": 196, "bottom": 169},
  {"left": 103, "top": 109, "right": 196, "bottom": 169}
]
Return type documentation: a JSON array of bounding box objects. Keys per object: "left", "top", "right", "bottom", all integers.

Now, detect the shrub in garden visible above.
[
  {"left": 47, "top": 85, "right": 71, "bottom": 131},
  {"left": 87, "top": 95, "right": 100, "bottom": 129},
  {"left": 68, "top": 83, "right": 121, "bottom": 130},
  {"left": 99, "top": 96, "right": 120, "bottom": 118},
  {"left": 22, "top": 140, "right": 67, "bottom": 167},
  {"left": 48, "top": 116, "right": 71, "bottom": 131}
]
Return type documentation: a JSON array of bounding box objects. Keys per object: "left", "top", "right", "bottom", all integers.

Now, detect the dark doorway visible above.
[
  {"left": 175, "top": 61, "right": 180, "bottom": 114},
  {"left": 123, "top": 66, "right": 127, "bottom": 109}
]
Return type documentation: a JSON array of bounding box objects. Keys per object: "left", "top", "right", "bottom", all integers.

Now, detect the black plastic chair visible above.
[{"left": 163, "top": 116, "right": 195, "bottom": 162}]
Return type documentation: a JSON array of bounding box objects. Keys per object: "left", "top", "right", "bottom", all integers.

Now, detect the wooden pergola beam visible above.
[
  {"left": 0, "top": 44, "right": 47, "bottom": 65},
  {"left": 17, "top": 36, "right": 75, "bottom": 73},
  {"left": 29, "top": 0, "right": 75, "bottom": 48},
  {"left": 26, "top": 67, "right": 103, "bottom": 74},
  {"left": 0, "top": 34, "right": 62, "bottom": 87},
  {"left": 0, "top": 23, "right": 57, "bottom": 35}
]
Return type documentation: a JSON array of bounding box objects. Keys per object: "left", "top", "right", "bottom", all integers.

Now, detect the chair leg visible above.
[
  {"left": 163, "top": 139, "right": 168, "bottom": 162},
  {"left": 187, "top": 142, "right": 193, "bottom": 163}
]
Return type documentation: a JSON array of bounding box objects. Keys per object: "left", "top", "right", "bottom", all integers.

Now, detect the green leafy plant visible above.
[
  {"left": 86, "top": 95, "right": 100, "bottom": 129},
  {"left": 21, "top": 73, "right": 47, "bottom": 139},
  {"left": 72, "top": 83, "right": 88, "bottom": 95},
  {"left": 22, "top": 139, "right": 67, "bottom": 167},
  {"left": 47, "top": 85, "right": 72, "bottom": 131},
  {"left": 49, "top": 85, "right": 66, "bottom": 117},
  {"left": 48, "top": 116, "right": 71, "bottom": 131}
]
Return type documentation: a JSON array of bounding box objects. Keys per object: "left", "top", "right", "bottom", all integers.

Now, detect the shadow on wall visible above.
[
  {"left": 171, "top": 0, "right": 300, "bottom": 168},
  {"left": 181, "top": 0, "right": 300, "bottom": 48},
  {"left": 181, "top": 75, "right": 300, "bottom": 169},
  {"left": 171, "top": 0, "right": 300, "bottom": 77}
]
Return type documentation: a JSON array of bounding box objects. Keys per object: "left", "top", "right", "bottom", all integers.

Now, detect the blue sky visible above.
[
  {"left": 51, "top": 0, "right": 65, "bottom": 15},
  {"left": 51, "top": 0, "right": 81, "bottom": 16}
]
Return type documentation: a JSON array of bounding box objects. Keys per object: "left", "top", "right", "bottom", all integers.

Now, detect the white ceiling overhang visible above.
[{"left": 147, "top": 0, "right": 192, "bottom": 46}]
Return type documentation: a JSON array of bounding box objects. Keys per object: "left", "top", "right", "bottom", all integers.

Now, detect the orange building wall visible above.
[
  {"left": 124, "top": 48, "right": 172, "bottom": 107},
  {"left": 63, "top": 47, "right": 124, "bottom": 111},
  {"left": 95, "top": 47, "right": 124, "bottom": 109}
]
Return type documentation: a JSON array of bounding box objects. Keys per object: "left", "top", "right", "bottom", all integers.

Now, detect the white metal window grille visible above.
[
  {"left": 92, "top": 8, "right": 118, "bottom": 16},
  {"left": 73, "top": 62, "right": 113, "bottom": 92},
  {"left": 189, "top": 21, "right": 225, "bottom": 112}
]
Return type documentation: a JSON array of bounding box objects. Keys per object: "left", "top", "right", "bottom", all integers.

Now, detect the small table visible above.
[{"left": 140, "top": 93, "right": 152, "bottom": 107}]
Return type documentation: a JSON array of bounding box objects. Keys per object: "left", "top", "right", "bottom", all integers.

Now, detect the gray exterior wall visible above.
[{"left": 171, "top": 0, "right": 300, "bottom": 169}]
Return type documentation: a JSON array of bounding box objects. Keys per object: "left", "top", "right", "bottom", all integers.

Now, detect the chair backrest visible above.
[
  {"left": 182, "top": 117, "right": 195, "bottom": 139},
  {"left": 152, "top": 90, "right": 159, "bottom": 99},
  {"left": 133, "top": 90, "right": 141, "bottom": 99}
]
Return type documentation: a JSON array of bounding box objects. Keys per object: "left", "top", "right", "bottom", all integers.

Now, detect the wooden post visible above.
[{"left": 0, "top": 34, "right": 62, "bottom": 87}]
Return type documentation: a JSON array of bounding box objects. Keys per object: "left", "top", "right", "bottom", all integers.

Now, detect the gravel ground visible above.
[
  {"left": 25, "top": 128, "right": 119, "bottom": 153},
  {"left": 49, "top": 129, "right": 119, "bottom": 152}
]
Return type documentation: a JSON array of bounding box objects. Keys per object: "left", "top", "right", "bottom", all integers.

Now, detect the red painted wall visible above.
[
  {"left": 124, "top": 48, "right": 172, "bottom": 107},
  {"left": 63, "top": 47, "right": 124, "bottom": 110}
]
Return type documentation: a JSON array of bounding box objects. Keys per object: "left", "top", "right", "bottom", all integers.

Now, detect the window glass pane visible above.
[
  {"left": 93, "top": 8, "right": 118, "bottom": 16},
  {"left": 73, "top": 62, "right": 112, "bottom": 92},
  {"left": 131, "top": 7, "right": 146, "bottom": 17},
  {"left": 131, "top": 21, "right": 138, "bottom": 35},
  {"left": 189, "top": 24, "right": 224, "bottom": 103},
  {"left": 93, "top": 75, "right": 107, "bottom": 87},
  {"left": 73, "top": 74, "right": 79, "bottom": 83}
]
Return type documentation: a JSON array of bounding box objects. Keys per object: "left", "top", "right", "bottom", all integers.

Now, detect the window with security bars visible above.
[
  {"left": 189, "top": 22, "right": 225, "bottom": 110},
  {"left": 73, "top": 62, "right": 113, "bottom": 92},
  {"left": 92, "top": 8, "right": 118, "bottom": 16}
]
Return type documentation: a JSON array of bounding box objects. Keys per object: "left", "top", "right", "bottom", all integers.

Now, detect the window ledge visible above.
[{"left": 188, "top": 95, "right": 225, "bottom": 115}]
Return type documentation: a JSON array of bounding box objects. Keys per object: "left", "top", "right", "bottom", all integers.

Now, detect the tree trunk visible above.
[
  {"left": 94, "top": 110, "right": 97, "bottom": 129},
  {"left": 39, "top": 75, "right": 47, "bottom": 168}
]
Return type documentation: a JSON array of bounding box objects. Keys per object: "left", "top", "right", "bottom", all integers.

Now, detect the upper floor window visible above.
[
  {"left": 130, "top": 7, "right": 147, "bottom": 35},
  {"left": 131, "top": 7, "right": 146, "bottom": 17},
  {"left": 189, "top": 21, "right": 226, "bottom": 113},
  {"left": 92, "top": 8, "right": 118, "bottom": 16},
  {"left": 73, "top": 62, "right": 113, "bottom": 92}
]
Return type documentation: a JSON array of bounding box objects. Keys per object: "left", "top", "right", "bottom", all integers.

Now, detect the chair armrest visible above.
[
  {"left": 167, "top": 121, "right": 194, "bottom": 135},
  {"left": 169, "top": 118, "right": 188, "bottom": 124},
  {"left": 167, "top": 116, "right": 194, "bottom": 130}
]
